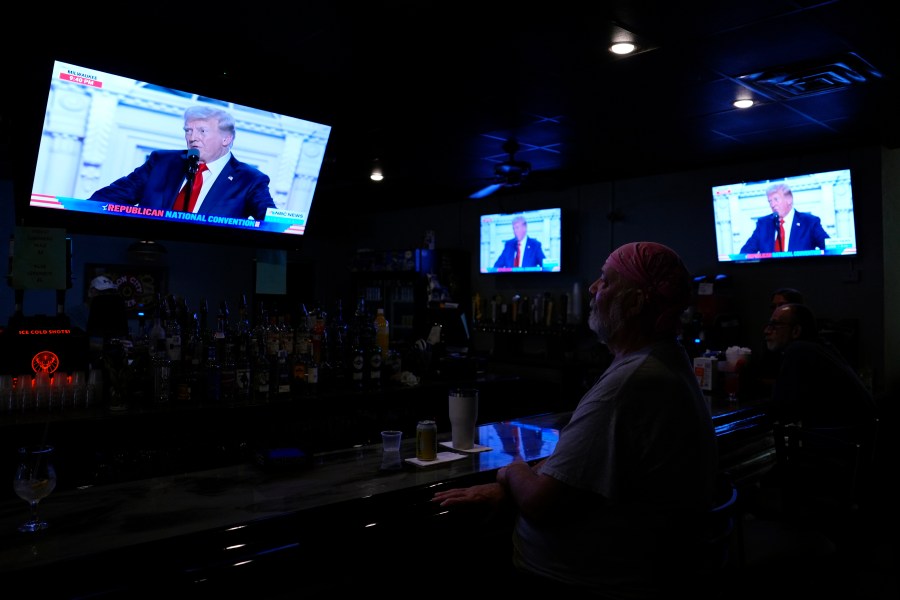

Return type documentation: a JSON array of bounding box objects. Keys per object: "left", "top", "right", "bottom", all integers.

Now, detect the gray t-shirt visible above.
[{"left": 512, "top": 340, "right": 718, "bottom": 597}]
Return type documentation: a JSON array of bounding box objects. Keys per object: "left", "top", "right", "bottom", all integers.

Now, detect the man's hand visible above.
[{"left": 431, "top": 482, "right": 506, "bottom": 508}]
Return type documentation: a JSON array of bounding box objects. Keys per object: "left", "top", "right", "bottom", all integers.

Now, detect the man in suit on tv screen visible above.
[
  {"left": 739, "top": 183, "right": 829, "bottom": 254},
  {"left": 89, "top": 105, "right": 276, "bottom": 221},
  {"left": 493, "top": 215, "right": 546, "bottom": 269}
]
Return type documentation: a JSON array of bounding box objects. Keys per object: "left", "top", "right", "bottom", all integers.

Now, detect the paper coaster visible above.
[
  {"left": 439, "top": 442, "right": 492, "bottom": 454},
  {"left": 404, "top": 452, "right": 468, "bottom": 468}
]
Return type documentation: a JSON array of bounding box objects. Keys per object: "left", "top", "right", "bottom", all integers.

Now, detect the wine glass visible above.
[{"left": 12, "top": 445, "right": 57, "bottom": 532}]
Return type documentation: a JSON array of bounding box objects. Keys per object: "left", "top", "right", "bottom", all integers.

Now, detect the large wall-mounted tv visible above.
[
  {"left": 711, "top": 168, "right": 858, "bottom": 263},
  {"left": 19, "top": 59, "right": 331, "bottom": 247},
  {"left": 479, "top": 207, "right": 562, "bottom": 273}
]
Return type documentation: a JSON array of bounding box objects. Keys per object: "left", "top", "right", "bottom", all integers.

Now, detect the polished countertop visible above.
[
  {"left": 0, "top": 397, "right": 773, "bottom": 597},
  {"left": 0, "top": 411, "right": 567, "bottom": 577}
]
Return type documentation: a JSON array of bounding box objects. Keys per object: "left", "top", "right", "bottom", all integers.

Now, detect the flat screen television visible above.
[
  {"left": 17, "top": 59, "right": 332, "bottom": 247},
  {"left": 479, "top": 207, "right": 562, "bottom": 273},
  {"left": 711, "top": 168, "right": 858, "bottom": 263}
]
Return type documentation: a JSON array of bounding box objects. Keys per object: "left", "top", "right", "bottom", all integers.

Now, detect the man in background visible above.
[
  {"left": 493, "top": 215, "right": 546, "bottom": 269},
  {"left": 750, "top": 302, "right": 878, "bottom": 529},
  {"left": 764, "top": 302, "right": 875, "bottom": 431},
  {"left": 90, "top": 106, "right": 276, "bottom": 221},
  {"left": 740, "top": 183, "right": 829, "bottom": 254},
  {"left": 748, "top": 287, "right": 806, "bottom": 393}
]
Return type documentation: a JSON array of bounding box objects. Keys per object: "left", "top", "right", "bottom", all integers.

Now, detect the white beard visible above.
[
  {"left": 589, "top": 305, "right": 610, "bottom": 345},
  {"left": 593, "top": 287, "right": 635, "bottom": 345}
]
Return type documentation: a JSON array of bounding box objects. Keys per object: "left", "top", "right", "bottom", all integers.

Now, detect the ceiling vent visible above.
[{"left": 738, "top": 52, "right": 882, "bottom": 99}]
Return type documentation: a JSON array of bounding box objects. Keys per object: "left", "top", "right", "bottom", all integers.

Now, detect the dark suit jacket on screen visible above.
[
  {"left": 493, "top": 237, "right": 546, "bottom": 269},
  {"left": 89, "top": 149, "right": 276, "bottom": 221},
  {"left": 739, "top": 211, "right": 830, "bottom": 254}
]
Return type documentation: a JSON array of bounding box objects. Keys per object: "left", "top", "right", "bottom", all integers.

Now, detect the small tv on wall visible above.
[
  {"left": 19, "top": 59, "right": 332, "bottom": 247},
  {"left": 711, "top": 168, "right": 858, "bottom": 263},
  {"left": 479, "top": 207, "right": 562, "bottom": 273}
]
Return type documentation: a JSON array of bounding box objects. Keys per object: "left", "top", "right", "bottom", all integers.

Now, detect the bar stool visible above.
[
  {"left": 704, "top": 473, "right": 740, "bottom": 598},
  {"left": 664, "top": 472, "right": 740, "bottom": 599},
  {"left": 728, "top": 416, "right": 881, "bottom": 598}
]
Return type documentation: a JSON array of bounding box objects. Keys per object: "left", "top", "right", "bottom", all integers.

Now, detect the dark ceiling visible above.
[{"left": 3, "top": 1, "right": 899, "bottom": 212}]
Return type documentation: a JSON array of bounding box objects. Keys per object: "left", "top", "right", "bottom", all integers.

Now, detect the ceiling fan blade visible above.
[{"left": 469, "top": 183, "right": 504, "bottom": 199}]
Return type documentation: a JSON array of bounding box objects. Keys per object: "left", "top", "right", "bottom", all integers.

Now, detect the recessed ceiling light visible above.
[
  {"left": 733, "top": 99, "right": 754, "bottom": 109},
  {"left": 370, "top": 158, "right": 384, "bottom": 181},
  {"left": 609, "top": 42, "right": 636, "bottom": 55}
]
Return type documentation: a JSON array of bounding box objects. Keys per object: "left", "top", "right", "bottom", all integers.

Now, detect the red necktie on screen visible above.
[
  {"left": 775, "top": 218, "right": 785, "bottom": 252},
  {"left": 514, "top": 242, "right": 521, "bottom": 267},
  {"left": 175, "top": 163, "right": 208, "bottom": 212}
]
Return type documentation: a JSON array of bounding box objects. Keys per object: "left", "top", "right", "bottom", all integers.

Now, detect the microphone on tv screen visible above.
[{"left": 186, "top": 148, "right": 200, "bottom": 175}]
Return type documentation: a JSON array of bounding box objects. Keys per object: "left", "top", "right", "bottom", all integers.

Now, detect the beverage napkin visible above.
[
  {"left": 404, "top": 452, "right": 468, "bottom": 468},
  {"left": 440, "top": 442, "right": 492, "bottom": 454}
]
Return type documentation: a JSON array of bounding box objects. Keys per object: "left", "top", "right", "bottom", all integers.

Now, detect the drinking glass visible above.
[
  {"left": 12, "top": 445, "right": 57, "bottom": 532},
  {"left": 380, "top": 431, "right": 403, "bottom": 471}
]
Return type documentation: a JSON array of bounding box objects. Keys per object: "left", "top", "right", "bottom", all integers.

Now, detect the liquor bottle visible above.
[
  {"left": 148, "top": 294, "right": 167, "bottom": 360},
  {"left": 327, "top": 299, "right": 349, "bottom": 387},
  {"left": 219, "top": 342, "right": 237, "bottom": 405},
  {"left": 267, "top": 309, "right": 291, "bottom": 401},
  {"left": 351, "top": 337, "right": 366, "bottom": 389},
  {"left": 251, "top": 302, "right": 272, "bottom": 403},
  {"left": 348, "top": 297, "right": 373, "bottom": 388},
  {"left": 164, "top": 294, "right": 182, "bottom": 363},
  {"left": 306, "top": 352, "right": 319, "bottom": 391},
  {"left": 304, "top": 308, "right": 321, "bottom": 395},
  {"left": 205, "top": 338, "right": 221, "bottom": 404},
  {"left": 350, "top": 297, "right": 374, "bottom": 350},
  {"left": 213, "top": 300, "right": 235, "bottom": 403},
  {"left": 374, "top": 308, "right": 390, "bottom": 360},
  {"left": 215, "top": 300, "right": 231, "bottom": 360},
  {"left": 189, "top": 298, "right": 213, "bottom": 404},
  {"left": 132, "top": 311, "right": 151, "bottom": 361},
  {"left": 293, "top": 304, "right": 311, "bottom": 363},
  {"left": 278, "top": 311, "right": 295, "bottom": 369},
  {"left": 274, "top": 310, "right": 294, "bottom": 399},
  {"left": 176, "top": 295, "right": 193, "bottom": 342},
  {"left": 234, "top": 294, "right": 253, "bottom": 404},
  {"left": 198, "top": 297, "right": 213, "bottom": 351},
  {"left": 291, "top": 304, "right": 311, "bottom": 395},
  {"left": 151, "top": 351, "right": 172, "bottom": 404},
  {"left": 367, "top": 337, "right": 383, "bottom": 389},
  {"left": 177, "top": 307, "right": 202, "bottom": 405},
  {"left": 311, "top": 311, "right": 327, "bottom": 369}
]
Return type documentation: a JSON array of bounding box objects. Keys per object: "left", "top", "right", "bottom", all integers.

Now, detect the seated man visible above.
[
  {"left": 756, "top": 303, "right": 878, "bottom": 525},
  {"left": 764, "top": 303, "right": 875, "bottom": 431}
]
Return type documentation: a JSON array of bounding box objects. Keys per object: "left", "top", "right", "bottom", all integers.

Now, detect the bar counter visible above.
[{"left": 0, "top": 399, "right": 773, "bottom": 597}]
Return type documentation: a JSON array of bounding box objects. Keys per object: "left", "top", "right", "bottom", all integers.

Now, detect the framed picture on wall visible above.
[{"left": 84, "top": 264, "right": 167, "bottom": 317}]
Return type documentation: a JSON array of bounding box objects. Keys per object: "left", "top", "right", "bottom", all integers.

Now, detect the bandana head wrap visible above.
[{"left": 605, "top": 242, "right": 692, "bottom": 334}]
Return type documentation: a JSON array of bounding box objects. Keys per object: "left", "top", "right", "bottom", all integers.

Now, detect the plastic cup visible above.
[{"left": 381, "top": 430, "right": 402, "bottom": 452}]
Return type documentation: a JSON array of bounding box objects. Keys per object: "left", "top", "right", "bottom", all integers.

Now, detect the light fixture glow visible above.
[
  {"left": 610, "top": 42, "right": 636, "bottom": 55},
  {"left": 733, "top": 99, "right": 754, "bottom": 109},
  {"left": 370, "top": 159, "right": 384, "bottom": 181}
]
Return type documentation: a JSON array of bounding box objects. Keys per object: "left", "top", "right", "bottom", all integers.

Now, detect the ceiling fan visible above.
[{"left": 469, "top": 139, "right": 532, "bottom": 199}]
